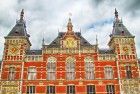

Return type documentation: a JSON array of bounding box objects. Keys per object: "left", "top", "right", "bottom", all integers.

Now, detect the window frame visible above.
[
  {"left": 67, "top": 85, "right": 75, "bottom": 94},
  {"left": 87, "top": 85, "right": 96, "bottom": 94},
  {"left": 28, "top": 67, "right": 36, "bottom": 80},
  {"left": 104, "top": 66, "right": 113, "bottom": 79},
  {"left": 47, "top": 85, "right": 55, "bottom": 94},
  {"left": 8, "top": 66, "right": 15, "bottom": 80},
  {"left": 106, "top": 85, "right": 115, "bottom": 94},
  {"left": 26, "top": 86, "right": 35, "bottom": 94},
  {"left": 125, "top": 65, "right": 132, "bottom": 79},
  {"left": 84, "top": 57, "right": 94, "bottom": 80},
  {"left": 66, "top": 57, "right": 75, "bottom": 80},
  {"left": 47, "top": 57, "right": 56, "bottom": 80}
]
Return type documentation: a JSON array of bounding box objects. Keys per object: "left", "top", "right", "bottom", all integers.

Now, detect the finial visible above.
[
  {"left": 42, "top": 38, "right": 45, "bottom": 46},
  {"left": 67, "top": 13, "right": 73, "bottom": 31},
  {"left": 80, "top": 28, "right": 81, "bottom": 33},
  {"left": 67, "top": 17, "right": 73, "bottom": 31},
  {"left": 96, "top": 35, "right": 98, "bottom": 45},
  {"left": 20, "top": 9, "right": 24, "bottom": 21},
  {"left": 120, "top": 17, "right": 123, "bottom": 23},
  {"left": 115, "top": 8, "right": 118, "bottom": 19},
  {"left": 58, "top": 29, "right": 59, "bottom": 34},
  {"left": 68, "top": 13, "right": 72, "bottom": 18}
]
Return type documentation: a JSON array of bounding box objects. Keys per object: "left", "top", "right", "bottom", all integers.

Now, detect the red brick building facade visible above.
[{"left": 0, "top": 9, "right": 140, "bottom": 94}]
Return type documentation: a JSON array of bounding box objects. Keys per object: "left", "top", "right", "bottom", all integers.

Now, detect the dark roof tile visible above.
[
  {"left": 47, "top": 32, "right": 92, "bottom": 48},
  {"left": 7, "top": 20, "right": 29, "bottom": 37},
  {"left": 26, "top": 50, "right": 42, "bottom": 55},
  {"left": 112, "top": 20, "right": 133, "bottom": 37},
  {"left": 99, "top": 49, "right": 114, "bottom": 54}
]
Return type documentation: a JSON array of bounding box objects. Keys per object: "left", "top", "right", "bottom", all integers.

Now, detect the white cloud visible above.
[{"left": 0, "top": 0, "right": 140, "bottom": 59}]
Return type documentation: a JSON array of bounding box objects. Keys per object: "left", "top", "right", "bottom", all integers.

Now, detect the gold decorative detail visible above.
[
  {"left": 121, "top": 79, "right": 140, "bottom": 94},
  {"left": 98, "top": 81, "right": 103, "bottom": 85},
  {"left": 59, "top": 80, "right": 63, "bottom": 85},
  {"left": 79, "top": 81, "right": 83, "bottom": 85},
  {"left": 1, "top": 81, "right": 19, "bottom": 86},
  {"left": 64, "top": 37, "right": 77, "bottom": 48},
  {"left": 1, "top": 81, "right": 20, "bottom": 94},
  {"left": 8, "top": 43, "right": 20, "bottom": 56}
]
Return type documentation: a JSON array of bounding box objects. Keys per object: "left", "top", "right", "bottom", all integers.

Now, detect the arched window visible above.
[
  {"left": 85, "top": 57, "right": 94, "bottom": 80},
  {"left": 47, "top": 57, "right": 56, "bottom": 80},
  {"left": 66, "top": 57, "right": 75, "bottom": 80}
]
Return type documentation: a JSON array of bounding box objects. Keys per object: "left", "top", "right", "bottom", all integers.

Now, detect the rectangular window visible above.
[
  {"left": 105, "top": 67, "right": 113, "bottom": 79},
  {"left": 47, "top": 86, "right": 55, "bottom": 94},
  {"left": 106, "top": 85, "right": 115, "bottom": 94},
  {"left": 67, "top": 85, "right": 75, "bottom": 94},
  {"left": 87, "top": 85, "right": 96, "bottom": 94},
  {"left": 27, "top": 86, "right": 35, "bottom": 94},
  {"left": 126, "top": 65, "right": 132, "bottom": 79},
  {"left": 28, "top": 67, "right": 36, "bottom": 80},
  {"left": 9, "top": 67, "right": 15, "bottom": 80}
]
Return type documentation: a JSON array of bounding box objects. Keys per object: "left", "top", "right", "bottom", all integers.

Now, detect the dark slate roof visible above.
[
  {"left": 111, "top": 19, "right": 133, "bottom": 37},
  {"left": 99, "top": 49, "right": 114, "bottom": 54},
  {"left": 26, "top": 50, "right": 42, "bottom": 55},
  {"left": 7, "top": 20, "right": 30, "bottom": 37},
  {"left": 47, "top": 32, "right": 92, "bottom": 48}
]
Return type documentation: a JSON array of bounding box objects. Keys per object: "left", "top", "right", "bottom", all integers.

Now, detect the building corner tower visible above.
[
  {"left": 0, "top": 9, "right": 31, "bottom": 94},
  {"left": 108, "top": 9, "right": 140, "bottom": 94}
]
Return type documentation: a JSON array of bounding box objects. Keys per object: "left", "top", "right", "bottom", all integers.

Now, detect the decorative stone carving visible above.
[
  {"left": 1, "top": 81, "right": 19, "bottom": 86},
  {"left": 121, "top": 79, "right": 140, "bottom": 94}
]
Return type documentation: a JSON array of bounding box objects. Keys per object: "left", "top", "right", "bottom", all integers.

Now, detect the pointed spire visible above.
[
  {"left": 96, "top": 35, "right": 98, "bottom": 45},
  {"left": 58, "top": 29, "right": 59, "bottom": 34},
  {"left": 67, "top": 17, "right": 73, "bottom": 31},
  {"left": 80, "top": 28, "right": 81, "bottom": 33},
  {"left": 42, "top": 38, "right": 45, "bottom": 45},
  {"left": 20, "top": 9, "right": 24, "bottom": 21},
  {"left": 111, "top": 9, "right": 133, "bottom": 37},
  {"left": 120, "top": 17, "right": 123, "bottom": 23},
  {"left": 115, "top": 8, "right": 118, "bottom": 19}
]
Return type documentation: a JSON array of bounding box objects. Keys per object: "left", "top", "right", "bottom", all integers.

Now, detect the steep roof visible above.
[
  {"left": 111, "top": 20, "right": 133, "bottom": 37},
  {"left": 7, "top": 21, "right": 29, "bottom": 37},
  {"left": 7, "top": 9, "right": 30, "bottom": 37},
  {"left": 111, "top": 9, "right": 133, "bottom": 37},
  {"left": 47, "top": 32, "right": 92, "bottom": 48}
]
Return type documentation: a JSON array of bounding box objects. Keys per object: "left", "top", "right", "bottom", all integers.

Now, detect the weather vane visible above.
[{"left": 68, "top": 12, "right": 72, "bottom": 18}]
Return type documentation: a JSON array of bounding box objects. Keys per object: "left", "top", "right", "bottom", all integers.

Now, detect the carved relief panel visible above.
[
  {"left": 63, "top": 37, "right": 78, "bottom": 48},
  {"left": 8, "top": 43, "right": 20, "bottom": 56}
]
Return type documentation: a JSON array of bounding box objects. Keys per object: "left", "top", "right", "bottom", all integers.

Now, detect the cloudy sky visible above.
[{"left": 0, "top": 0, "right": 140, "bottom": 59}]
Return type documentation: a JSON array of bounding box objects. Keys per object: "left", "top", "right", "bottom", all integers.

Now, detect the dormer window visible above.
[
  {"left": 84, "top": 42, "right": 87, "bottom": 44},
  {"left": 15, "top": 30, "right": 19, "bottom": 34},
  {"left": 121, "top": 31, "right": 124, "bottom": 35},
  {"left": 119, "top": 24, "right": 121, "bottom": 26}
]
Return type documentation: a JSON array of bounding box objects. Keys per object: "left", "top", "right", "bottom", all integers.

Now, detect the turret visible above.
[
  {"left": 3, "top": 9, "right": 31, "bottom": 61},
  {"left": 109, "top": 9, "right": 136, "bottom": 60}
]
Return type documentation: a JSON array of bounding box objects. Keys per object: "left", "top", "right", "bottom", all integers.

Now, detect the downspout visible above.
[
  {"left": 19, "top": 55, "right": 26, "bottom": 94},
  {"left": 116, "top": 56, "right": 123, "bottom": 94}
]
